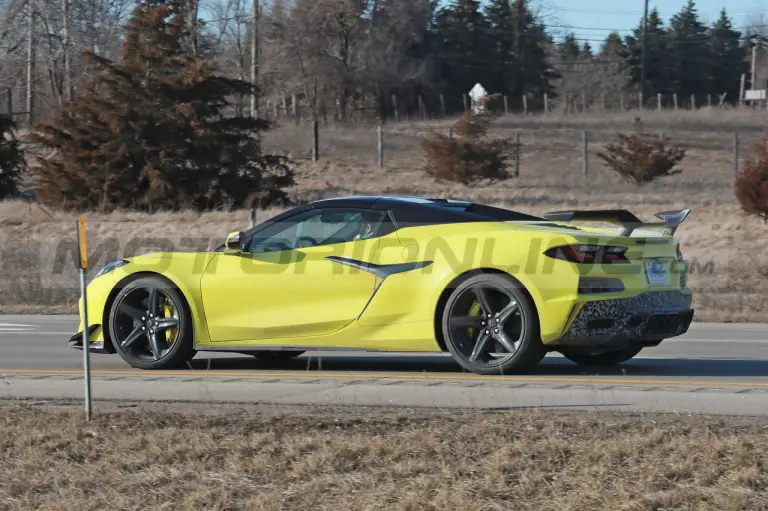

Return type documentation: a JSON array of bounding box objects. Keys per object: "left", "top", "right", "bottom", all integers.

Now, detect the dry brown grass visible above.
[
  {"left": 1, "top": 109, "right": 767, "bottom": 320},
  {"left": 1, "top": 401, "right": 767, "bottom": 510}
]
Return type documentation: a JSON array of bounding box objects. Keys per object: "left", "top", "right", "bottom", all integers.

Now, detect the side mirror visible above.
[{"left": 224, "top": 231, "right": 243, "bottom": 252}]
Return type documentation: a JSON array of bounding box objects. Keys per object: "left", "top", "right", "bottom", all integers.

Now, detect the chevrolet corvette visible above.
[{"left": 69, "top": 196, "right": 694, "bottom": 375}]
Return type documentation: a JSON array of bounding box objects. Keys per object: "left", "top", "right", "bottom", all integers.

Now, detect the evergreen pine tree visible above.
[
  {"left": 559, "top": 33, "right": 581, "bottom": 60},
  {"left": 625, "top": 8, "right": 670, "bottom": 95},
  {"left": 484, "top": 0, "right": 556, "bottom": 108},
  {"left": 668, "top": 0, "right": 710, "bottom": 100},
  {"left": 600, "top": 32, "right": 625, "bottom": 57},
  {"left": 29, "top": 0, "right": 294, "bottom": 212},
  {"left": 434, "top": 0, "right": 492, "bottom": 107},
  {"left": 486, "top": 0, "right": 515, "bottom": 93},
  {"left": 0, "top": 114, "right": 23, "bottom": 199},
  {"left": 710, "top": 8, "right": 747, "bottom": 103},
  {"left": 507, "top": 0, "right": 556, "bottom": 103}
]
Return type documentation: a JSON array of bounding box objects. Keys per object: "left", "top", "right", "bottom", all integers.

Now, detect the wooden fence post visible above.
[
  {"left": 503, "top": 95, "right": 508, "bottom": 115},
  {"left": 377, "top": 125, "right": 383, "bottom": 168},
  {"left": 544, "top": 93, "right": 549, "bottom": 115},
  {"left": 440, "top": 94, "right": 446, "bottom": 118},
  {"left": 312, "top": 120, "right": 319, "bottom": 162},
  {"left": 392, "top": 94, "right": 399, "bottom": 122},
  {"left": 514, "top": 131, "right": 520, "bottom": 177}
]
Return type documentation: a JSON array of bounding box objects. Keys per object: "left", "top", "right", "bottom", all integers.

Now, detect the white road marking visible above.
[{"left": 670, "top": 338, "right": 768, "bottom": 344}]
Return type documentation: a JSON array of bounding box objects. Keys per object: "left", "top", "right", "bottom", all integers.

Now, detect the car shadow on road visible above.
[{"left": 185, "top": 354, "right": 768, "bottom": 379}]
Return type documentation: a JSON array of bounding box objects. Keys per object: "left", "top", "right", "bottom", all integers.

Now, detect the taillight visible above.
[
  {"left": 544, "top": 244, "right": 629, "bottom": 264},
  {"left": 676, "top": 243, "right": 683, "bottom": 260}
]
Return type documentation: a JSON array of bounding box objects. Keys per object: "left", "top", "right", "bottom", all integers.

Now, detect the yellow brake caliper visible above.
[
  {"left": 467, "top": 300, "right": 482, "bottom": 338},
  {"left": 163, "top": 299, "right": 177, "bottom": 344}
]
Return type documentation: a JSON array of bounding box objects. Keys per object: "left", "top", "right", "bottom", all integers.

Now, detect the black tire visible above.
[
  {"left": 108, "top": 275, "right": 196, "bottom": 370},
  {"left": 558, "top": 345, "right": 643, "bottom": 367},
  {"left": 440, "top": 273, "right": 545, "bottom": 375},
  {"left": 248, "top": 350, "right": 305, "bottom": 360}
]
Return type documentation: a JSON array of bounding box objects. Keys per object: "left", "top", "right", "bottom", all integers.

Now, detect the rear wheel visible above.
[
  {"left": 440, "top": 273, "right": 545, "bottom": 375},
  {"left": 108, "top": 276, "right": 196, "bottom": 370},
  {"left": 558, "top": 345, "right": 643, "bottom": 367}
]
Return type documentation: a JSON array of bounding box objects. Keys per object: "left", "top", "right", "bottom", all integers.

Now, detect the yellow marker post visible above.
[{"left": 76, "top": 216, "right": 92, "bottom": 420}]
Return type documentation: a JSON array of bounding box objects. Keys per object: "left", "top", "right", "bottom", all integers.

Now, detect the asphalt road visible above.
[{"left": 1, "top": 315, "right": 767, "bottom": 416}]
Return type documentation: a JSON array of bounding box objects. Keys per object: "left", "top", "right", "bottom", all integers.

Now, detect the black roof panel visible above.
[{"left": 309, "top": 195, "right": 543, "bottom": 226}]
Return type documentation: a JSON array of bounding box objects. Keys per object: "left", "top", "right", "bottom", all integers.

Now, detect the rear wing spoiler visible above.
[{"left": 542, "top": 209, "right": 691, "bottom": 237}]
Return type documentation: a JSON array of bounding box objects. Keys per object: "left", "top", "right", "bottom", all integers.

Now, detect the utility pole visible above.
[
  {"left": 62, "top": 0, "right": 72, "bottom": 101},
  {"left": 752, "top": 40, "right": 758, "bottom": 90},
  {"left": 641, "top": 0, "right": 649, "bottom": 96},
  {"left": 250, "top": 0, "right": 259, "bottom": 119},
  {"left": 250, "top": 0, "right": 260, "bottom": 152},
  {"left": 26, "top": 0, "right": 35, "bottom": 124}
]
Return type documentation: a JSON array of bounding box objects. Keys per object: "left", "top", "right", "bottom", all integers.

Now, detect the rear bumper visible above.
[
  {"left": 550, "top": 291, "right": 694, "bottom": 348},
  {"left": 68, "top": 325, "right": 113, "bottom": 354}
]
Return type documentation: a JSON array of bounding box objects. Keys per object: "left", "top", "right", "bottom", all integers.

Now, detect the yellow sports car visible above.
[{"left": 69, "top": 196, "right": 694, "bottom": 375}]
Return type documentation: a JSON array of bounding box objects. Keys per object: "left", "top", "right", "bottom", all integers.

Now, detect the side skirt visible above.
[{"left": 194, "top": 345, "right": 442, "bottom": 354}]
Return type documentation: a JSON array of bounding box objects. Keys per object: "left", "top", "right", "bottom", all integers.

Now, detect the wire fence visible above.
[
  {"left": 261, "top": 121, "right": 758, "bottom": 181},
  {"left": 3, "top": 85, "right": 761, "bottom": 127}
]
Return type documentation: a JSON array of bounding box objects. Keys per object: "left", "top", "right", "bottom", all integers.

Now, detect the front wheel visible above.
[
  {"left": 440, "top": 273, "right": 545, "bottom": 375},
  {"left": 108, "top": 276, "right": 196, "bottom": 370},
  {"left": 558, "top": 345, "right": 643, "bottom": 367}
]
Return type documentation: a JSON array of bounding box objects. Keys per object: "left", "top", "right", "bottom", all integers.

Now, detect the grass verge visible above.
[{"left": 1, "top": 401, "right": 767, "bottom": 510}]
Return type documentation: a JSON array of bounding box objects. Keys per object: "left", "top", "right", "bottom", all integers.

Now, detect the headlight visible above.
[{"left": 94, "top": 260, "right": 129, "bottom": 279}]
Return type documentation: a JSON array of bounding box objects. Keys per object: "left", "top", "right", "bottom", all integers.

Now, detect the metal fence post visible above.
[{"left": 76, "top": 216, "right": 92, "bottom": 421}]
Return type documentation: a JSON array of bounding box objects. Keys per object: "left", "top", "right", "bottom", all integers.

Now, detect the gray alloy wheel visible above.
[
  {"left": 441, "top": 273, "right": 546, "bottom": 375},
  {"left": 108, "top": 276, "right": 195, "bottom": 370},
  {"left": 558, "top": 345, "right": 643, "bottom": 367}
]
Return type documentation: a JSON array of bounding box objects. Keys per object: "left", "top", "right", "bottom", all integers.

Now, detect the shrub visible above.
[
  {"left": 421, "top": 95, "right": 515, "bottom": 185},
  {"left": 597, "top": 117, "right": 686, "bottom": 185},
  {"left": 735, "top": 133, "right": 768, "bottom": 223},
  {"left": 0, "top": 113, "right": 23, "bottom": 199}
]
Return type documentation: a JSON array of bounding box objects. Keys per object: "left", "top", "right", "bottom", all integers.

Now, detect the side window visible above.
[{"left": 246, "top": 208, "right": 387, "bottom": 253}]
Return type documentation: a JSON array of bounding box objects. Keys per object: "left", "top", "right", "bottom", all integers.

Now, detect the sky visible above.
[{"left": 541, "top": 0, "right": 768, "bottom": 44}]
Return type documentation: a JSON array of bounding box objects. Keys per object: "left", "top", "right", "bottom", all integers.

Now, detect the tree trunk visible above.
[
  {"left": 26, "top": 1, "right": 35, "bottom": 124},
  {"left": 62, "top": 0, "right": 72, "bottom": 100}
]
